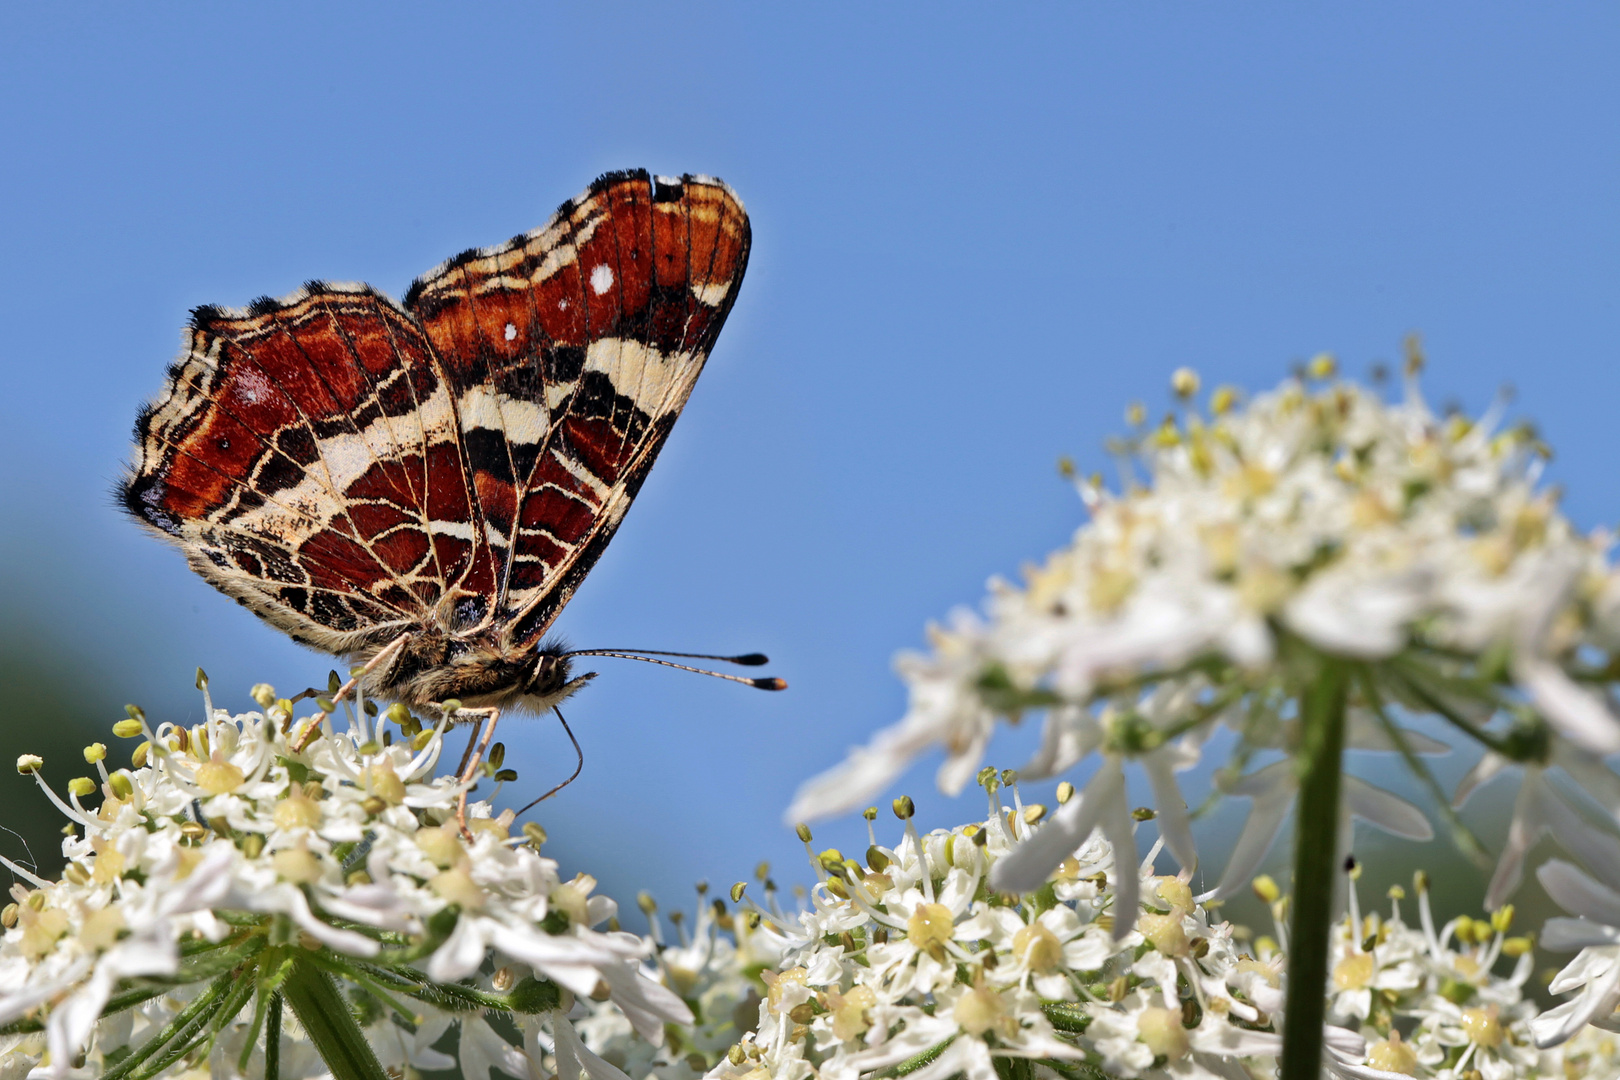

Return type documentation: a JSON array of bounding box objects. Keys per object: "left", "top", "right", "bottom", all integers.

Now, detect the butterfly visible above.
[{"left": 123, "top": 170, "right": 774, "bottom": 745}]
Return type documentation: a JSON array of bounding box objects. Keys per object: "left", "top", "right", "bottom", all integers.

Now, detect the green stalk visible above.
[
  {"left": 280, "top": 953, "right": 389, "bottom": 1080},
  {"left": 1358, "top": 667, "right": 1487, "bottom": 865},
  {"left": 266, "top": 992, "right": 282, "bottom": 1080},
  {"left": 101, "top": 971, "right": 236, "bottom": 1080},
  {"left": 1280, "top": 657, "right": 1348, "bottom": 1080}
]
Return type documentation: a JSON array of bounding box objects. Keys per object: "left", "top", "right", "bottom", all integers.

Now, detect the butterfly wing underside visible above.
[
  {"left": 404, "top": 171, "right": 751, "bottom": 646},
  {"left": 124, "top": 171, "right": 751, "bottom": 658}
]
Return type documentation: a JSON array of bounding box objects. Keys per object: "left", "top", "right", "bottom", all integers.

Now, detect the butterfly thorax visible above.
[{"left": 361, "top": 629, "right": 584, "bottom": 715}]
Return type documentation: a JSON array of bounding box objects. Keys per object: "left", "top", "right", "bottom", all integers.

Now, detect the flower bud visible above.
[
  {"left": 1138, "top": 912, "right": 1188, "bottom": 957},
  {"left": 107, "top": 770, "right": 134, "bottom": 800},
  {"left": 273, "top": 847, "right": 323, "bottom": 885},
  {"left": 367, "top": 758, "right": 406, "bottom": 805},
  {"left": 416, "top": 826, "right": 463, "bottom": 869},
  {"left": 269, "top": 788, "right": 320, "bottom": 830},
  {"left": 1137, "top": 1006, "right": 1189, "bottom": 1061},
  {"left": 195, "top": 753, "right": 245, "bottom": 795},
  {"left": 82, "top": 907, "right": 125, "bottom": 951},
  {"left": 431, "top": 867, "right": 485, "bottom": 910},
  {"left": 906, "top": 903, "right": 954, "bottom": 951},
  {"left": 1013, "top": 922, "right": 1063, "bottom": 973},
  {"left": 1366, "top": 1031, "right": 1418, "bottom": 1074}
]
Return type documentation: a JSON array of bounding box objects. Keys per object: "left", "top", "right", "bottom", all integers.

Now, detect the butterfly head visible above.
[{"left": 526, "top": 640, "right": 596, "bottom": 710}]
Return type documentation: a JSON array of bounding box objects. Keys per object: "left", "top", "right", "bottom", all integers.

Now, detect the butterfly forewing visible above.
[
  {"left": 125, "top": 170, "right": 750, "bottom": 689},
  {"left": 401, "top": 171, "right": 750, "bottom": 645}
]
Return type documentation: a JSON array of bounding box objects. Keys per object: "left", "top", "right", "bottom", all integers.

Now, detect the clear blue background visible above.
[{"left": 2, "top": 6, "right": 1617, "bottom": 926}]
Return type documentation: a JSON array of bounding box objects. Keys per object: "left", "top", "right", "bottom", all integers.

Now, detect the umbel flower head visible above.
[
  {"left": 789, "top": 347, "right": 1620, "bottom": 906},
  {"left": 677, "top": 784, "right": 1617, "bottom": 1080},
  {"left": 0, "top": 679, "right": 689, "bottom": 1079}
]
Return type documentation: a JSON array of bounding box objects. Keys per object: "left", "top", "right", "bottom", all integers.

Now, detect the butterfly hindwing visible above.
[{"left": 124, "top": 284, "right": 473, "bottom": 652}]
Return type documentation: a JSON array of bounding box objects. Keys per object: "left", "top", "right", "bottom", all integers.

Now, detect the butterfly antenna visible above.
[
  {"left": 514, "top": 705, "right": 585, "bottom": 818},
  {"left": 562, "top": 649, "right": 786, "bottom": 690},
  {"left": 567, "top": 648, "right": 771, "bottom": 666}
]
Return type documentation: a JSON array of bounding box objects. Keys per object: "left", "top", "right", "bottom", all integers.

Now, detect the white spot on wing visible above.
[
  {"left": 234, "top": 363, "right": 274, "bottom": 405},
  {"left": 590, "top": 264, "right": 615, "bottom": 295},
  {"left": 692, "top": 280, "right": 730, "bottom": 306},
  {"left": 504, "top": 322, "right": 517, "bottom": 341}
]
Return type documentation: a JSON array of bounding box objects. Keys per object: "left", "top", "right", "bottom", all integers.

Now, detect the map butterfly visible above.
[{"left": 124, "top": 171, "right": 777, "bottom": 750}]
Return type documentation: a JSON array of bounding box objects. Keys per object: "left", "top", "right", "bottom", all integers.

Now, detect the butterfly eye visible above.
[{"left": 528, "top": 650, "right": 570, "bottom": 695}]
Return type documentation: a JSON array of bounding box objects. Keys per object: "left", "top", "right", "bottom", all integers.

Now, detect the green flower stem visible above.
[
  {"left": 1387, "top": 658, "right": 1520, "bottom": 759},
  {"left": 101, "top": 971, "right": 236, "bottom": 1080},
  {"left": 280, "top": 952, "right": 390, "bottom": 1080},
  {"left": 1358, "top": 667, "right": 1487, "bottom": 866},
  {"left": 1280, "top": 657, "right": 1348, "bottom": 1080},
  {"left": 1041, "top": 1061, "right": 1121, "bottom": 1080},
  {"left": 303, "top": 952, "right": 421, "bottom": 1024},
  {"left": 349, "top": 957, "right": 561, "bottom": 1014},
  {"left": 266, "top": 992, "right": 282, "bottom": 1080},
  {"left": 873, "top": 1035, "right": 956, "bottom": 1077},
  {"left": 1040, "top": 1002, "right": 1093, "bottom": 1034},
  {"left": 992, "top": 1055, "right": 1035, "bottom": 1080}
]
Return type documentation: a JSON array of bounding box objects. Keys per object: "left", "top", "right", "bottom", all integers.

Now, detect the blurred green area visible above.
[{"left": 0, "top": 630, "right": 132, "bottom": 881}]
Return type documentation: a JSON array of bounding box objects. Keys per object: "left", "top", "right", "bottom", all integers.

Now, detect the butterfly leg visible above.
[
  {"left": 456, "top": 706, "right": 503, "bottom": 838},
  {"left": 289, "top": 633, "right": 412, "bottom": 753},
  {"left": 332, "top": 632, "right": 412, "bottom": 707}
]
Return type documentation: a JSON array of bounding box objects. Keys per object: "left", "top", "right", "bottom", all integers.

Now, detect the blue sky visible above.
[{"left": 2, "top": 5, "right": 1617, "bottom": 920}]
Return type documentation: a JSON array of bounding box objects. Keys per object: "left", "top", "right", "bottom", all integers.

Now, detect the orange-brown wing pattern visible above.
[
  {"left": 124, "top": 171, "right": 750, "bottom": 656},
  {"left": 123, "top": 284, "right": 474, "bottom": 653},
  {"left": 402, "top": 171, "right": 750, "bottom": 645}
]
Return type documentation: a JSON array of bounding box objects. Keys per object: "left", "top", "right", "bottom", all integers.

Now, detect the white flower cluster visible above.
[
  {"left": 789, "top": 356, "right": 1620, "bottom": 937},
  {"left": 660, "top": 794, "right": 1614, "bottom": 1080},
  {"left": 1307, "top": 870, "right": 1553, "bottom": 1079},
  {"left": 0, "top": 686, "right": 688, "bottom": 1079},
  {"left": 575, "top": 886, "right": 790, "bottom": 1080}
]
